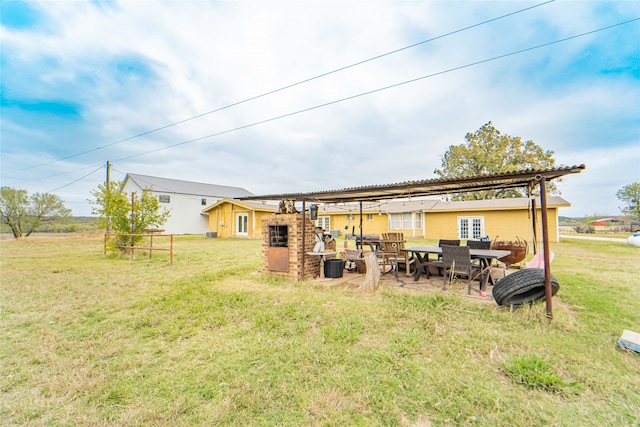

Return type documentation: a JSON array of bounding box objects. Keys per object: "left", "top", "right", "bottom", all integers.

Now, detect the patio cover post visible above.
[
  {"left": 538, "top": 176, "right": 553, "bottom": 319},
  {"left": 531, "top": 197, "right": 538, "bottom": 254},
  {"left": 359, "top": 201, "right": 363, "bottom": 247}
]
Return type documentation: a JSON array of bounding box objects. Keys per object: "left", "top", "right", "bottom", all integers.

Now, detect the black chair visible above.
[
  {"left": 466, "top": 240, "right": 490, "bottom": 250},
  {"left": 441, "top": 245, "right": 482, "bottom": 294},
  {"left": 431, "top": 239, "right": 461, "bottom": 275},
  {"left": 439, "top": 239, "right": 461, "bottom": 247},
  {"left": 467, "top": 240, "right": 491, "bottom": 270}
]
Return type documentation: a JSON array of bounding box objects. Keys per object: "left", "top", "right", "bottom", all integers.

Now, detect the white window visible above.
[
  {"left": 237, "top": 214, "right": 248, "bottom": 236},
  {"left": 389, "top": 214, "right": 401, "bottom": 230},
  {"left": 402, "top": 213, "right": 413, "bottom": 229},
  {"left": 390, "top": 213, "right": 420, "bottom": 230},
  {"left": 458, "top": 217, "right": 484, "bottom": 239},
  {"left": 316, "top": 216, "right": 330, "bottom": 231},
  {"left": 366, "top": 214, "right": 373, "bottom": 221},
  {"left": 158, "top": 195, "right": 170, "bottom": 203}
]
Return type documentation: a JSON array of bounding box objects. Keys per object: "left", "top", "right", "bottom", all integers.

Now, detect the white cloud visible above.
[{"left": 1, "top": 1, "right": 638, "bottom": 216}]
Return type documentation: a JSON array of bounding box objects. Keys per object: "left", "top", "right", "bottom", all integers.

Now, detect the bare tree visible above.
[{"left": 0, "top": 187, "right": 71, "bottom": 238}]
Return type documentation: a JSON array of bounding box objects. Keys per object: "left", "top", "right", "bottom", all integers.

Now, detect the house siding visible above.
[
  {"left": 424, "top": 208, "right": 559, "bottom": 242},
  {"left": 205, "top": 201, "right": 276, "bottom": 238},
  {"left": 121, "top": 174, "right": 253, "bottom": 235},
  {"left": 318, "top": 202, "right": 562, "bottom": 244},
  {"left": 326, "top": 212, "right": 388, "bottom": 236},
  {"left": 121, "top": 181, "right": 215, "bottom": 235}
]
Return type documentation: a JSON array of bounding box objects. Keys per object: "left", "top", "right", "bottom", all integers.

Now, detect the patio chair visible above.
[
  {"left": 466, "top": 240, "right": 490, "bottom": 250},
  {"left": 437, "top": 239, "right": 460, "bottom": 259},
  {"left": 380, "top": 232, "right": 415, "bottom": 276},
  {"left": 467, "top": 239, "right": 491, "bottom": 269},
  {"left": 430, "top": 239, "right": 461, "bottom": 275},
  {"left": 376, "top": 247, "right": 398, "bottom": 279},
  {"left": 441, "top": 245, "right": 483, "bottom": 294},
  {"left": 344, "top": 249, "right": 363, "bottom": 272}
]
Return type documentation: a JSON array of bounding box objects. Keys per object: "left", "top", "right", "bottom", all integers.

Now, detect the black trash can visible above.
[{"left": 324, "top": 259, "right": 345, "bottom": 278}]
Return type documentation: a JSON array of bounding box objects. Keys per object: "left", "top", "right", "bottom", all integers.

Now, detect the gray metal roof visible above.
[
  {"left": 124, "top": 173, "right": 254, "bottom": 198},
  {"left": 241, "top": 165, "right": 585, "bottom": 203},
  {"left": 430, "top": 196, "right": 570, "bottom": 211},
  {"left": 316, "top": 196, "right": 569, "bottom": 214}
]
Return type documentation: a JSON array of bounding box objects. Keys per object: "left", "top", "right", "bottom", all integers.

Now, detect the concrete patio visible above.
[{"left": 315, "top": 264, "right": 519, "bottom": 305}]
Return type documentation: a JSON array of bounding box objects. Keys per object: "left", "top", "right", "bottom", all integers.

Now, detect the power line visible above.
[
  {"left": 3, "top": 0, "right": 555, "bottom": 176},
  {"left": 110, "top": 18, "right": 639, "bottom": 163},
  {"left": 13, "top": 16, "right": 639, "bottom": 192},
  {"left": 46, "top": 165, "right": 104, "bottom": 193}
]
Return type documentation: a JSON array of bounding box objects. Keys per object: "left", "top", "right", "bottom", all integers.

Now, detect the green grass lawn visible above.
[{"left": 1, "top": 234, "right": 638, "bottom": 426}]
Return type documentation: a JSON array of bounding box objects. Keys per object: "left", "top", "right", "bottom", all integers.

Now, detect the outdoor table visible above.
[
  {"left": 306, "top": 251, "right": 338, "bottom": 280},
  {"left": 402, "top": 246, "right": 511, "bottom": 286},
  {"left": 355, "top": 237, "right": 382, "bottom": 252}
]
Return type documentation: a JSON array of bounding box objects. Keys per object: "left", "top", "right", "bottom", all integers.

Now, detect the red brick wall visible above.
[{"left": 262, "top": 213, "right": 320, "bottom": 280}]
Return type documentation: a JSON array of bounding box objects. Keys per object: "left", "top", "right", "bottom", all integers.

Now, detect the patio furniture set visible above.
[{"left": 349, "top": 233, "right": 512, "bottom": 295}]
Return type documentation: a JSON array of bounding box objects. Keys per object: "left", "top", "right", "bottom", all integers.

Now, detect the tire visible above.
[{"left": 492, "top": 268, "right": 559, "bottom": 307}]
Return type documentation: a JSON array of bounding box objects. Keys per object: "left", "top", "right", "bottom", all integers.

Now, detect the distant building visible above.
[
  {"left": 121, "top": 174, "right": 254, "bottom": 234},
  {"left": 591, "top": 217, "right": 624, "bottom": 226}
]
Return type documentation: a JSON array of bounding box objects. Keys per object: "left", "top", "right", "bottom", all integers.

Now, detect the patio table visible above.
[{"left": 402, "top": 246, "right": 511, "bottom": 287}]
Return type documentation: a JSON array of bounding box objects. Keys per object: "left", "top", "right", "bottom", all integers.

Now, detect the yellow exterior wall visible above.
[
  {"left": 425, "top": 208, "right": 559, "bottom": 242},
  {"left": 206, "top": 202, "right": 274, "bottom": 238},
  {"left": 207, "top": 202, "right": 559, "bottom": 242},
  {"left": 323, "top": 212, "right": 389, "bottom": 236}
]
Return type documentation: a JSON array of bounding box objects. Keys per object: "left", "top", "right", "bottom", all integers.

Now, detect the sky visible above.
[{"left": 1, "top": 0, "right": 639, "bottom": 217}]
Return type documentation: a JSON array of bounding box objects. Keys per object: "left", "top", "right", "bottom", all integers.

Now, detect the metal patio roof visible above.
[{"left": 241, "top": 165, "right": 585, "bottom": 203}]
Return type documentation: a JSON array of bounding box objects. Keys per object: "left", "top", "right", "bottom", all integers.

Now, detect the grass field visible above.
[{"left": 1, "top": 234, "right": 638, "bottom": 426}]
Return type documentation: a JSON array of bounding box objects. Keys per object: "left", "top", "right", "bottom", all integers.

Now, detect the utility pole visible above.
[
  {"left": 106, "top": 161, "right": 111, "bottom": 235},
  {"left": 131, "top": 192, "right": 135, "bottom": 249}
]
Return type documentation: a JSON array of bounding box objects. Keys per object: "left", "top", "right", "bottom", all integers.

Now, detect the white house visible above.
[{"left": 121, "top": 174, "right": 254, "bottom": 234}]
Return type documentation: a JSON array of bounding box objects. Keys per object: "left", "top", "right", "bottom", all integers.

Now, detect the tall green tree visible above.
[
  {"left": 616, "top": 182, "right": 640, "bottom": 220},
  {"left": 434, "top": 122, "right": 558, "bottom": 200},
  {"left": 0, "top": 187, "right": 71, "bottom": 238},
  {"left": 90, "top": 181, "right": 170, "bottom": 251}
]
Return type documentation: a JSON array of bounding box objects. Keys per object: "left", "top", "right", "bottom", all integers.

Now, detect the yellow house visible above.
[
  {"left": 204, "top": 196, "right": 569, "bottom": 243},
  {"left": 202, "top": 199, "right": 277, "bottom": 238},
  {"left": 314, "top": 196, "right": 569, "bottom": 243},
  {"left": 314, "top": 203, "right": 390, "bottom": 237},
  {"left": 423, "top": 197, "right": 568, "bottom": 243}
]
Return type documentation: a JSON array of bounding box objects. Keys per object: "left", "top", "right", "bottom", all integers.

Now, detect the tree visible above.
[
  {"left": 434, "top": 122, "right": 558, "bottom": 200},
  {"left": 90, "top": 181, "right": 170, "bottom": 252},
  {"left": 616, "top": 182, "right": 640, "bottom": 220},
  {"left": 0, "top": 187, "right": 72, "bottom": 238}
]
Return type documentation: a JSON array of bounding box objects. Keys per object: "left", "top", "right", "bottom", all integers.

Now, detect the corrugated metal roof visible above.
[
  {"left": 124, "top": 173, "right": 254, "bottom": 198},
  {"left": 241, "top": 165, "right": 585, "bottom": 203}
]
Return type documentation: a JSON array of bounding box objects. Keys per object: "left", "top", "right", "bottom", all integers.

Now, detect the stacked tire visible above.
[{"left": 492, "top": 268, "right": 559, "bottom": 307}]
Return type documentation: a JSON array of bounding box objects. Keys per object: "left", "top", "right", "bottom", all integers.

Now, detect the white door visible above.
[{"left": 237, "top": 214, "right": 248, "bottom": 236}]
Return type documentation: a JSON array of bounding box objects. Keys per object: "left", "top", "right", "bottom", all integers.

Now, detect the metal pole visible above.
[
  {"left": 531, "top": 197, "right": 538, "bottom": 254},
  {"left": 131, "top": 192, "right": 135, "bottom": 257},
  {"left": 106, "top": 161, "right": 111, "bottom": 235},
  {"left": 539, "top": 176, "right": 553, "bottom": 319},
  {"left": 359, "top": 201, "right": 363, "bottom": 251}
]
